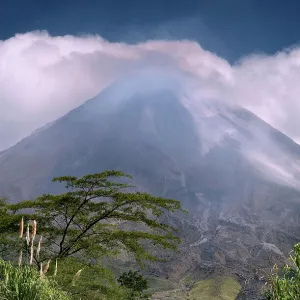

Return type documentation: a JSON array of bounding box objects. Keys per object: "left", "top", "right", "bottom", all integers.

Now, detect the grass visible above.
[
  {"left": 0, "top": 260, "right": 70, "bottom": 300},
  {"left": 189, "top": 277, "right": 241, "bottom": 300},
  {"left": 153, "top": 276, "right": 241, "bottom": 300}
]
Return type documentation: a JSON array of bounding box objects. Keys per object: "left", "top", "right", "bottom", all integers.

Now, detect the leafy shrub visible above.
[
  {"left": 118, "top": 270, "right": 151, "bottom": 300},
  {"left": 265, "top": 242, "right": 300, "bottom": 300}
]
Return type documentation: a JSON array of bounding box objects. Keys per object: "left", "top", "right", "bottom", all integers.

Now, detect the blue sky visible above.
[{"left": 1, "top": 0, "right": 300, "bottom": 62}]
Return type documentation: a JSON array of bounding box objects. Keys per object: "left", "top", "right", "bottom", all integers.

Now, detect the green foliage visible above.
[
  {"left": 265, "top": 242, "right": 300, "bottom": 300},
  {"left": 0, "top": 171, "right": 184, "bottom": 299},
  {"left": 1, "top": 171, "right": 183, "bottom": 263},
  {"left": 152, "top": 277, "right": 241, "bottom": 300},
  {"left": 187, "top": 277, "right": 241, "bottom": 300},
  {"left": 53, "top": 257, "right": 128, "bottom": 300},
  {"left": 118, "top": 270, "right": 151, "bottom": 300},
  {"left": 0, "top": 260, "right": 70, "bottom": 300}
]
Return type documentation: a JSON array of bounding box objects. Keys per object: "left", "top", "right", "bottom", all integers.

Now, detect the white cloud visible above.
[
  {"left": 0, "top": 31, "right": 231, "bottom": 150},
  {"left": 1, "top": 31, "right": 300, "bottom": 188},
  {"left": 232, "top": 49, "right": 300, "bottom": 143}
]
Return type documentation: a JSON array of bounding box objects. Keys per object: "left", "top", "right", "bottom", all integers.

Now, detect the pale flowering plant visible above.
[{"left": 0, "top": 259, "right": 70, "bottom": 300}]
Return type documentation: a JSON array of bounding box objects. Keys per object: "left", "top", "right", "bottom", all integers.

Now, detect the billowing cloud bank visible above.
[
  {"left": 1, "top": 31, "right": 300, "bottom": 189},
  {"left": 1, "top": 31, "right": 300, "bottom": 150}
]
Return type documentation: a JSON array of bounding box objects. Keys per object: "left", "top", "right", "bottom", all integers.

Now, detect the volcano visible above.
[{"left": 0, "top": 74, "right": 299, "bottom": 297}]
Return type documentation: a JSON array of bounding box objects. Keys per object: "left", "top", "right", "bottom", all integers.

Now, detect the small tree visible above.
[
  {"left": 265, "top": 242, "right": 300, "bottom": 299},
  {"left": 118, "top": 270, "right": 150, "bottom": 300},
  {"left": 0, "top": 171, "right": 184, "bottom": 298}
]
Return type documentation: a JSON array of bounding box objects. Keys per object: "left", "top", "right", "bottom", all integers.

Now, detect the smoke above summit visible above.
[{"left": 1, "top": 31, "right": 300, "bottom": 150}]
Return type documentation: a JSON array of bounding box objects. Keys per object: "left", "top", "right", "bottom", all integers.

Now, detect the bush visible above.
[
  {"left": 0, "top": 260, "right": 70, "bottom": 300},
  {"left": 265, "top": 242, "right": 300, "bottom": 300},
  {"left": 117, "top": 270, "right": 151, "bottom": 300}
]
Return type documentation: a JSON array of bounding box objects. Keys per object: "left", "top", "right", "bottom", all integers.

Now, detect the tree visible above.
[
  {"left": 265, "top": 242, "right": 300, "bottom": 299},
  {"left": 0, "top": 171, "right": 184, "bottom": 298},
  {"left": 118, "top": 270, "right": 150, "bottom": 300}
]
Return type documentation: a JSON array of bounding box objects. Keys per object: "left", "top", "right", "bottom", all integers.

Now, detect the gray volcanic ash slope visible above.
[{"left": 0, "top": 74, "right": 300, "bottom": 287}]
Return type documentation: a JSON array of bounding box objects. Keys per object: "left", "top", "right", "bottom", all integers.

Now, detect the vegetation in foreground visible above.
[
  {"left": 0, "top": 259, "right": 70, "bottom": 300},
  {"left": 1, "top": 170, "right": 299, "bottom": 299},
  {"left": 265, "top": 242, "right": 300, "bottom": 300},
  {"left": 0, "top": 170, "right": 184, "bottom": 299}
]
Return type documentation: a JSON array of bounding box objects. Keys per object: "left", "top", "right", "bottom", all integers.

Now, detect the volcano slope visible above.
[{"left": 0, "top": 76, "right": 300, "bottom": 298}]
